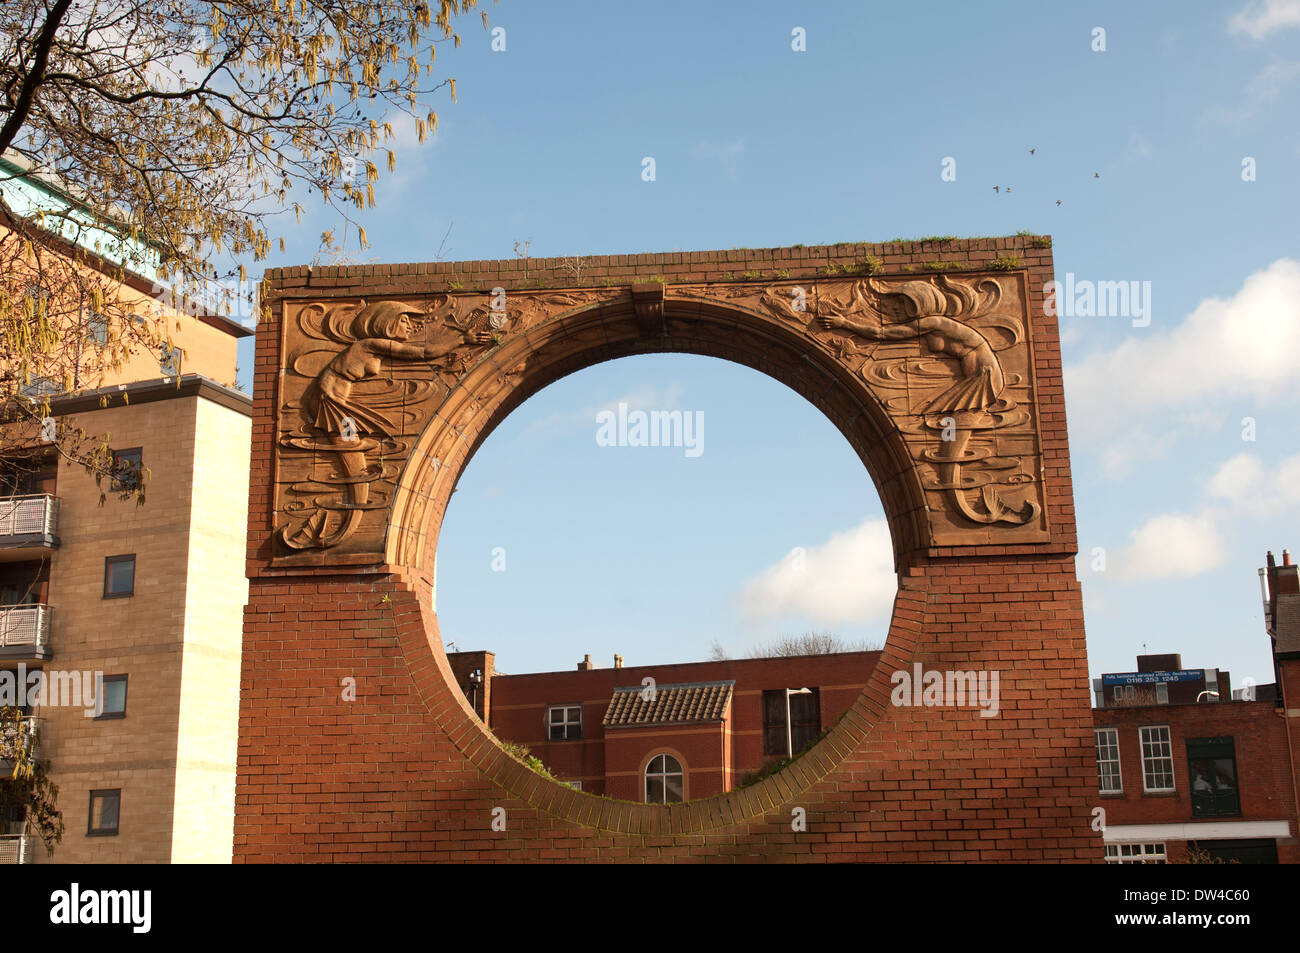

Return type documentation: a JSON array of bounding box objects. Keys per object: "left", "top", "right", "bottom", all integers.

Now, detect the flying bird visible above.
[
  {"left": 1030, "top": 148, "right": 1036, "bottom": 155},
  {"left": 1094, "top": 172, "right": 1100, "bottom": 178},
  {"left": 1056, "top": 199, "right": 1062, "bottom": 206},
  {"left": 993, "top": 185, "right": 999, "bottom": 193}
]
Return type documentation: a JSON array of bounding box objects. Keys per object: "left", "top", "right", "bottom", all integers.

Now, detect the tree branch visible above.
[{"left": 0, "top": 0, "right": 75, "bottom": 158}]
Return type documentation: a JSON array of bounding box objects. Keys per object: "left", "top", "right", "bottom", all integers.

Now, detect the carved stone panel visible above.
[
  {"left": 673, "top": 273, "right": 1048, "bottom": 546},
  {"left": 271, "top": 271, "right": 1048, "bottom": 567},
  {"left": 273, "top": 289, "right": 620, "bottom": 563}
]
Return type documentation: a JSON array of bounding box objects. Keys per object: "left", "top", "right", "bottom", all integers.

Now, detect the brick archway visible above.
[{"left": 238, "top": 238, "right": 1100, "bottom": 862}]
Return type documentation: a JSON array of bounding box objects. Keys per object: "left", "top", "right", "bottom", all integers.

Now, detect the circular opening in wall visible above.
[{"left": 431, "top": 352, "right": 898, "bottom": 804}]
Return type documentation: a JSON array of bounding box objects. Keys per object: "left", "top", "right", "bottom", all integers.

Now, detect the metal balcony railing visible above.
[
  {"left": 0, "top": 715, "right": 41, "bottom": 763},
  {"left": 0, "top": 494, "right": 59, "bottom": 543},
  {"left": 0, "top": 604, "right": 51, "bottom": 653},
  {"left": 0, "top": 835, "right": 34, "bottom": 864}
]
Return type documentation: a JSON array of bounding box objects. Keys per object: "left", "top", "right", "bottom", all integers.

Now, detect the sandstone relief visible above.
[
  {"left": 674, "top": 273, "right": 1047, "bottom": 542},
  {"left": 274, "top": 289, "right": 620, "bottom": 560},
  {"left": 272, "top": 272, "right": 1046, "bottom": 564}
]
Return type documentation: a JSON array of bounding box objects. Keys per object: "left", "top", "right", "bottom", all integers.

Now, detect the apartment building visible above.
[{"left": 0, "top": 154, "right": 253, "bottom": 862}]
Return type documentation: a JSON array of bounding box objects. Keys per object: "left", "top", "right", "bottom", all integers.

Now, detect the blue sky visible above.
[{"left": 241, "top": 1, "right": 1300, "bottom": 686}]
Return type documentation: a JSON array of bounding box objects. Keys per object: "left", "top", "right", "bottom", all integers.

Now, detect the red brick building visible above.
[
  {"left": 449, "top": 651, "right": 877, "bottom": 802},
  {"left": 1089, "top": 551, "right": 1300, "bottom": 864}
]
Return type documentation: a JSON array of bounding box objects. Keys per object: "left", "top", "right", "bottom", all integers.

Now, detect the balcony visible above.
[
  {"left": 0, "top": 604, "right": 51, "bottom": 660},
  {"left": 0, "top": 495, "right": 59, "bottom": 561},
  {"left": 1, "top": 715, "right": 42, "bottom": 765},
  {"left": 0, "top": 834, "right": 34, "bottom": 864}
]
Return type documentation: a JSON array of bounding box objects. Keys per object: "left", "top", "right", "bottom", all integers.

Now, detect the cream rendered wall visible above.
[
  {"left": 170, "top": 397, "right": 249, "bottom": 863},
  {"left": 0, "top": 220, "right": 244, "bottom": 390}
]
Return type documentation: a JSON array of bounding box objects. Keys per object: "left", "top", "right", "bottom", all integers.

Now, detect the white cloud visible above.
[
  {"left": 1204, "top": 60, "right": 1300, "bottom": 122},
  {"left": 520, "top": 383, "right": 686, "bottom": 440},
  {"left": 1095, "top": 409, "right": 1227, "bottom": 481},
  {"left": 1229, "top": 0, "right": 1300, "bottom": 40},
  {"left": 1207, "top": 451, "right": 1300, "bottom": 513},
  {"left": 1065, "top": 258, "right": 1300, "bottom": 440},
  {"left": 1105, "top": 450, "right": 1300, "bottom": 582},
  {"left": 696, "top": 139, "right": 745, "bottom": 179},
  {"left": 1207, "top": 452, "right": 1266, "bottom": 502},
  {"left": 1109, "top": 512, "right": 1226, "bottom": 581},
  {"left": 736, "top": 518, "right": 896, "bottom": 626},
  {"left": 1125, "top": 128, "right": 1153, "bottom": 160}
]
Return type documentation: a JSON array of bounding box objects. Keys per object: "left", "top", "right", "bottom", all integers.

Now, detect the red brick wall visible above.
[
  {"left": 236, "top": 238, "right": 1102, "bottom": 862},
  {"left": 1093, "top": 701, "right": 1299, "bottom": 863},
  {"left": 605, "top": 726, "right": 725, "bottom": 801},
  {"left": 486, "top": 653, "right": 877, "bottom": 794}
]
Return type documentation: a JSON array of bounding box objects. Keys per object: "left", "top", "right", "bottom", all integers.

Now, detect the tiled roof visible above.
[
  {"left": 1276, "top": 593, "right": 1300, "bottom": 656},
  {"left": 602, "top": 680, "right": 734, "bottom": 727}
]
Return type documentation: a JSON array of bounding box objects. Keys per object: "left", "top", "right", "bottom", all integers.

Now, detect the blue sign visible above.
[{"left": 1102, "top": 669, "right": 1206, "bottom": 686}]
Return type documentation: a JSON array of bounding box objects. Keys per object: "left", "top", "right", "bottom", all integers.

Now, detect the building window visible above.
[
  {"left": 1140, "top": 725, "right": 1176, "bottom": 792},
  {"left": 1187, "top": 737, "right": 1240, "bottom": 818},
  {"left": 1155, "top": 682, "right": 1169, "bottom": 704},
  {"left": 19, "top": 376, "right": 60, "bottom": 399},
  {"left": 110, "top": 448, "right": 143, "bottom": 492},
  {"left": 546, "top": 704, "right": 582, "bottom": 741},
  {"left": 24, "top": 284, "right": 49, "bottom": 318},
  {"left": 87, "top": 789, "right": 120, "bottom": 836},
  {"left": 1095, "top": 728, "right": 1122, "bottom": 794},
  {"left": 87, "top": 311, "right": 109, "bottom": 345},
  {"left": 103, "top": 555, "right": 135, "bottom": 598},
  {"left": 1112, "top": 684, "right": 1135, "bottom": 704},
  {"left": 95, "top": 675, "right": 128, "bottom": 720},
  {"left": 1105, "top": 843, "right": 1166, "bottom": 864},
  {"left": 645, "top": 753, "right": 684, "bottom": 804},
  {"left": 566, "top": 781, "right": 582, "bottom": 792},
  {"left": 762, "top": 688, "right": 821, "bottom": 756},
  {"left": 159, "top": 343, "right": 181, "bottom": 376}
]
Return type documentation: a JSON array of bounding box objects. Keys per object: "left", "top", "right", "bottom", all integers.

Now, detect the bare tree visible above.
[
  {"left": 711, "top": 632, "right": 882, "bottom": 661},
  {"left": 0, "top": 0, "right": 483, "bottom": 297},
  {"left": 748, "top": 631, "right": 882, "bottom": 658}
]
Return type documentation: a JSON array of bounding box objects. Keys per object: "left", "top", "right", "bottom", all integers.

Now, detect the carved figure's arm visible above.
[{"left": 365, "top": 339, "right": 428, "bottom": 360}]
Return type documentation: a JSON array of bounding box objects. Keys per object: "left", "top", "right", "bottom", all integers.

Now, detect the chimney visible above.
[
  {"left": 577, "top": 654, "right": 593, "bottom": 671},
  {"left": 1276, "top": 551, "right": 1299, "bottom": 594},
  {"left": 614, "top": 654, "right": 623, "bottom": 669}
]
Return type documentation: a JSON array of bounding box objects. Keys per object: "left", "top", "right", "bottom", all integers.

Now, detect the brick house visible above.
[
  {"left": 448, "top": 650, "right": 878, "bottom": 801},
  {"left": 1089, "top": 550, "right": 1300, "bottom": 864}
]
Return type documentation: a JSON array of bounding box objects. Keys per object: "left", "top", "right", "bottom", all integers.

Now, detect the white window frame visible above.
[
  {"left": 159, "top": 342, "right": 181, "bottom": 377},
  {"left": 1113, "top": 684, "right": 1135, "bottom": 704},
  {"left": 86, "top": 310, "right": 109, "bottom": 346},
  {"left": 1105, "top": 843, "right": 1166, "bottom": 864},
  {"left": 644, "top": 753, "right": 684, "bottom": 804},
  {"left": 1095, "top": 728, "right": 1122, "bottom": 794},
  {"left": 546, "top": 704, "right": 582, "bottom": 741},
  {"left": 1155, "top": 682, "right": 1169, "bottom": 705},
  {"left": 1140, "top": 725, "right": 1176, "bottom": 793}
]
